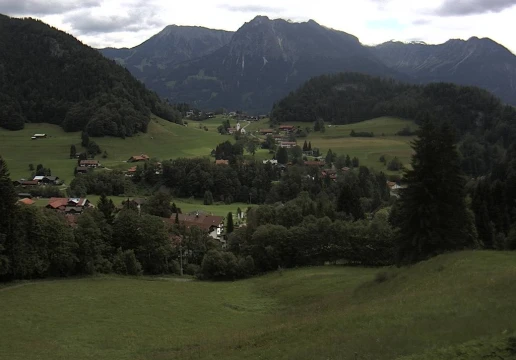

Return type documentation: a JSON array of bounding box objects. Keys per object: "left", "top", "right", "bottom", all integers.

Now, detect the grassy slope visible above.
[
  {"left": 0, "top": 116, "right": 229, "bottom": 183},
  {"left": 1, "top": 251, "right": 515, "bottom": 360},
  {"left": 0, "top": 116, "right": 414, "bottom": 182},
  {"left": 295, "top": 117, "right": 416, "bottom": 172}
]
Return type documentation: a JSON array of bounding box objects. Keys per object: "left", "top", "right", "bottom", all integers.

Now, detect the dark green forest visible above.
[
  {"left": 271, "top": 72, "right": 516, "bottom": 176},
  {"left": 0, "top": 15, "right": 181, "bottom": 136}
]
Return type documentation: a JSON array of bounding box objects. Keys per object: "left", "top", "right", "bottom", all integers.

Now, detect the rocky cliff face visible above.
[
  {"left": 154, "top": 16, "right": 396, "bottom": 113},
  {"left": 372, "top": 37, "right": 516, "bottom": 105}
]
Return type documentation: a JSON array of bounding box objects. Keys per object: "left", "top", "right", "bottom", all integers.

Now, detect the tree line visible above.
[{"left": 270, "top": 72, "right": 516, "bottom": 176}]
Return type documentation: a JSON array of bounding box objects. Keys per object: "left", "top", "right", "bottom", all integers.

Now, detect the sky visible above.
[{"left": 1, "top": 0, "right": 516, "bottom": 53}]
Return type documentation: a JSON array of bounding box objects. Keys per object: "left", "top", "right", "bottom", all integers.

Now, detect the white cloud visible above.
[{"left": 1, "top": 0, "right": 515, "bottom": 53}]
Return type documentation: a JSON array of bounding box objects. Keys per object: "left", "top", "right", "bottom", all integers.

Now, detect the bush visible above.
[{"left": 200, "top": 250, "right": 240, "bottom": 280}]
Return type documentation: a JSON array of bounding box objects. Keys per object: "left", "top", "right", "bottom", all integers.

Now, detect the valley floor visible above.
[{"left": 1, "top": 251, "right": 515, "bottom": 360}]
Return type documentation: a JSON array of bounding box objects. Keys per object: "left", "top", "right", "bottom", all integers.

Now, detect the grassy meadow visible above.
[
  {"left": 1, "top": 251, "right": 515, "bottom": 360},
  {"left": 0, "top": 116, "right": 230, "bottom": 183}
]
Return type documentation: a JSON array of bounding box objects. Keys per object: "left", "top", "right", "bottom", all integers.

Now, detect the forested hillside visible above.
[
  {"left": 271, "top": 73, "right": 516, "bottom": 176},
  {"left": 0, "top": 15, "right": 181, "bottom": 137}
]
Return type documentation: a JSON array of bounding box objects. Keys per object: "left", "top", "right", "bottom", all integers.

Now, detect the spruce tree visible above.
[
  {"left": 394, "top": 120, "right": 478, "bottom": 265},
  {"left": 97, "top": 194, "right": 116, "bottom": 224},
  {"left": 70, "top": 144, "right": 77, "bottom": 159},
  {"left": 227, "top": 212, "right": 234, "bottom": 234},
  {"left": 303, "top": 140, "right": 308, "bottom": 151}
]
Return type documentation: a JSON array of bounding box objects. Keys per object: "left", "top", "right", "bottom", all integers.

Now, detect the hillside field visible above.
[
  {"left": 1, "top": 251, "right": 515, "bottom": 360},
  {"left": 195, "top": 116, "right": 416, "bottom": 172},
  {"left": 0, "top": 116, "right": 230, "bottom": 183}
]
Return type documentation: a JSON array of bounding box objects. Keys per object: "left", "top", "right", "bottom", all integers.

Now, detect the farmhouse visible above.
[
  {"left": 13, "top": 180, "right": 39, "bottom": 187},
  {"left": 279, "top": 125, "right": 296, "bottom": 133},
  {"left": 169, "top": 212, "right": 225, "bottom": 240},
  {"left": 260, "top": 129, "right": 274, "bottom": 135},
  {"left": 215, "top": 159, "right": 229, "bottom": 165},
  {"left": 279, "top": 141, "right": 297, "bottom": 148},
  {"left": 128, "top": 154, "right": 150, "bottom": 162},
  {"left": 79, "top": 159, "right": 100, "bottom": 168},
  {"left": 125, "top": 166, "right": 138, "bottom": 177},
  {"left": 321, "top": 169, "right": 337, "bottom": 181},
  {"left": 75, "top": 166, "right": 89, "bottom": 174},
  {"left": 18, "top": 198, "right": 35, "bottom": 205},
  {"left": 33, "top": 176, "right": 60, "bottom": 185},
  {"left": 46, "top": 197, "right": 92, "bottom": 214}
]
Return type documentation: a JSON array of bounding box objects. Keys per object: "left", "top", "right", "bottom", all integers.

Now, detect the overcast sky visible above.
[{"left": 1, "top": 0, "right": 516, "bottom": 53}]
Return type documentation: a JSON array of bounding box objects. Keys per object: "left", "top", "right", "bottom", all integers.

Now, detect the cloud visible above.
[
  {"left": 64, "top": 2, "right": 165, "bottom": 35},
  {"left": 218, "top": 4, "right": 285, "bottom": 13},
  {"left": 412, "top": 19, "right": 431, "bottom": 25},
  {"left": 435, "top": 0, "right": 516, "bottom": 16},
  {"left": 0, "top": 0, "right": 100, "bottom": 16}
]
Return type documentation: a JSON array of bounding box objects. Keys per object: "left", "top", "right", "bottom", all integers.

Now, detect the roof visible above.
[
  {"left": 33, "top": 133, "right": 46, "bottom": 136},
  {"left": 129, "top": 155, "right": 150, "bottom": 161},
  {"left": 342, "top": 167, "right": 351, "bottom": 171},
  {"left": 76, "top": 166, "right": 88, "bottom": 171},
  {"left": 47, "top": 197, "right": 69, "bottom": 209},
  {"left": 65, "top": 206, "right": 83, "bottom": 213},
  {"left": 18, "top": 198, "right": 35, "bottom": 205},
  {"left": 260, "top": 129, "right": 274, "bottom": 133},
  {"left": 44, "top": 176, "right": 58, "bottom": 181},
  {"left": 127, "top": 166, "right": 137, "bottom": 173},
  {"left": 47, "top": 197, "right": 89, "bottom": 209},
  {"left": 279, "top": 125, "right": 296, "bottom": 129},
  {"left": 80, "top": 160, "right": 99, "bottom": 165},
  {"left": 17, "top": 193, "right": 32, "bottom": 198},
  {"left": 215, "top": 159, "right": 229, "bottom": 165},
  {"left": 33, "top": 176, "right": 45, "bottom": 181},
  {"left": 18, "top": 180, "right": 39, "bottom": 186}
]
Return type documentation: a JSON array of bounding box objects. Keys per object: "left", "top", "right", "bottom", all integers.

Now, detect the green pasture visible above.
[
  {"left": 0, "top": 116, "right": 226, "bottom": 183},
  {"left": 1, "top": 251, "right": 515, "bottom": 360}
]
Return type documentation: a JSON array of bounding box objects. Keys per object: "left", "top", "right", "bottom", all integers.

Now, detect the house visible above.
[
  {"left": 227, "top": 127, "right": 237, "bottom": 134},
  {"left": 17, "top": 193, "right": 33, "bottom": 199},
  {"left": 33, "top": 133, "right": 47, "bottom": 138},
  {"left": 46, "top": 197, "right": 92, "bottom": 214},
  {"left": 321, "top": 169, "right": 337, "bottom": 181},
  {"left": 341, "top": 167, "right": 351, "bottom": 172},
  {"left": 263, "top": 159, "right": 278, "bottom": 165},
  {"left": 128, "top": 154, "right": 150, "bottom": 162},
  {"left": 79, "top": 159, "right": 100, "bottom": 168},
  {"left": 75, "top": 166, "right": 89, "bottom": 174},
  {"left": 279, "top": 141, "right": 297, "bottom": 148},
  {"left": 240, "top": 128, "right": 246, "bottom": 135},
  {"left": 18, "top": 198, "right": 35, "bottom": 205},
  {"left": 215, "top": 159, "right": 229, "bottom": 165},
  {"left": 33, "top": 176, "right": 60, "bottom": 185},
  {"left": 169, "top": 212, "right": 225, "bottom": 240},
  {"left": 125, "top": 166, "right": 137, "bottom": 177},
  {"left": 305, "top": 160, "right": 326, "bottom": 167},
  {"left": 121, "top": 198, "right": 147, "bottom": 212},
  {"left": 260, "top": 129, "right": 274, "bottom": 135},
  {"left": 387, "top": 181, "right": 403, "bottom": 190},
  {"left": 279, "top": 125, "right": 296, "bottom": 133},
  {"left": 13, "top": 180, "right": 39, "bottom": 187}
]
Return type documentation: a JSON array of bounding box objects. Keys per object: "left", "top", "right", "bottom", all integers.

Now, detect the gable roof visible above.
[
  {"left": 215, "top": 159, "right": 229, "bottom": 165},
  {"left": 47, "top": 197, "right": 69, "bottom": 209},
  {"left": 80, "top": 160, "right": 99, "bottom": 165},
  {"left": 18, "top": 198, "right": 35, "bottom": 205},
  {"left": 129, "top": 154, "right": 150, "bottom": 162}
]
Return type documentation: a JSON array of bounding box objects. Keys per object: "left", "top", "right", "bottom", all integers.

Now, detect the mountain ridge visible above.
[{"left": 100, "top": 16, "right": 516, "bottom": 111}]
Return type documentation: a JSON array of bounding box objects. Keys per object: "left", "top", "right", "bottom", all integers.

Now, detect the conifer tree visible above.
[
  {"left": 227, "top": 212, "right": 234, "bottom": 234},
  {"left": 303, "top": 140, "right": 308, "bottom": 151},
  {"left": 97, "top": 194, "right": 116, "bottom": 224},
  {"left": 0, "top": 157, "right": 17, "bottom": 275},
  {"left": 70, "top": 144, "right": 77, "bottom": 159},
  {"left": 393, "top": 120, "right": 478, "bottom": 265}
]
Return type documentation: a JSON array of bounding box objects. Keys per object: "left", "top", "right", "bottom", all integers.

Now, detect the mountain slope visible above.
[
  {"left": 372, "top": 37, "right": 516, "bottom": 105},
  {"left": 130, "top": 16, "right": 401, "bottom": 113},
  {"left": 0, "top": 14, "right": 180, "bottom": 137},
  {"left": 99, "top": 25, "right": 233, "bottom": 84}
]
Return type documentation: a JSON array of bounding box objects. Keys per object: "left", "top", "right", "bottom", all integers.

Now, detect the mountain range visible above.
[{"left": 100, "top": 16, "right": 516, "bottom": 113}]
